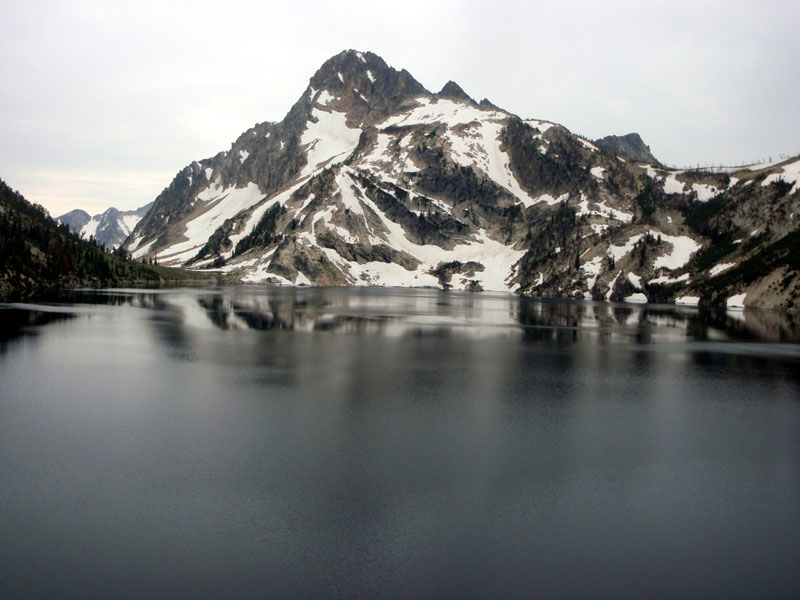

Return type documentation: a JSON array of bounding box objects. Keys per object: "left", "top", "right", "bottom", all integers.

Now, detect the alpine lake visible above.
[{"left": 1, "top": 286, "right": 799, "bottom": 599}]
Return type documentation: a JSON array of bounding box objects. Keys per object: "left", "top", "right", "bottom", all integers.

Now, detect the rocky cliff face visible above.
[
  {"left": 594, "top": 133, "right": 660, "bottom": 165},
  {"left": 123, "top": 50, "right": 800, "bottom": 311}
]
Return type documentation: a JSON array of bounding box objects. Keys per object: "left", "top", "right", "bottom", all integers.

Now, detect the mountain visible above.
[
  {"left": 0, "top": 179, "right": 207, "bottom": 300},
  {"left": 56, "top": 208, "right": 91, "bottom": 232},
  {"left": 57, "top": 203, "right": 153, "bottom": 249},
  {"left": 594, "top": 133, "right": 660, "bottom": 165},
  {"left": 123, "top": 50, "right": 800, "bottom": 311}
]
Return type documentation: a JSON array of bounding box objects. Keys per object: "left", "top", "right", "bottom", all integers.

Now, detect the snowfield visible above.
[
  {"left": 158, "top": 183, "right": 265, "bottom": 263},
  {"left": 652, "top": 232, "right": 702, "bottom": 270},
  {"left": 300, "top": 109, "right": 362, "bottom": 179},
  {"left": 379, "top": 97, "right": 505, "bottom": 129}
]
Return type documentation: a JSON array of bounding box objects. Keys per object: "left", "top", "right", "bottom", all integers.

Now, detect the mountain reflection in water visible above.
[
  {"left": 1, "top": 286, "right": 799, "bottom": 599},
  {"left": 28, "top": 285, "right": 798, "bottom": 343}
]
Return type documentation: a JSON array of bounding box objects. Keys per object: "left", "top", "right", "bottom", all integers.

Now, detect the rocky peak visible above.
[
  {"left": 56, "top": 209, "right": 91, "bottom": 232},
  {"left": 310, "top": 50, "right": 384, "bottom": 91},
  {"left": 478, "top": 98, "right": 504, "bottom": 112},
  {"left": 594, "top": 132, "right": 660, "bottom": 165},
  {"left": 306, "top": 49, "right": 428, "bottom": 125},
  {"left": 437, "top": 80, "right": 475, "bottom": 104},
  {"left": 100, "top": 206, "right": 120, "bottom": 219}
]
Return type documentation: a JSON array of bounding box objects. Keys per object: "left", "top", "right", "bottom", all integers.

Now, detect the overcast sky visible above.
[{"left": 1, "top": 0, "right": 798, "bottom": 216}]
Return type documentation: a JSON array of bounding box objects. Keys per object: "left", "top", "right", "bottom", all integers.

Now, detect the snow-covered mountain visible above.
[
  {"left": 58, "top": 203, "right": 153, "bottom": 249},
  {"left": 123, "top": 50, "right": 800, "bottom": 311}
]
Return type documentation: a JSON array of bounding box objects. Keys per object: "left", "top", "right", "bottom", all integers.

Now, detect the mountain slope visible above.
[{"left": 123, "top": 50, "right": 800, "bottom": 311}]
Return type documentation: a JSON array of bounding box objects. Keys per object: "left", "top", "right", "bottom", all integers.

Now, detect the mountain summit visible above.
[
  {"left": 437, "top": 81, "right": 475, "bottom": 104},
  {"left": 594, "top": 133, "right": 660, "bottom": 165},
  {"left": 123, "top": 50, "right": 800, "bottom": 310}
]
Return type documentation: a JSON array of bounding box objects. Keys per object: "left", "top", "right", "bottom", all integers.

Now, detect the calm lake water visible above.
[{"left": 1, "top": 286, "right": 799, "bottom": 599}]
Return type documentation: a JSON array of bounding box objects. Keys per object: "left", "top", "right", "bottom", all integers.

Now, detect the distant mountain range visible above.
[
  {"left": 55, "top": 50, "right": 800, "bottom": 310},
  {"left": 57, "top": 202, "right": 153, "bottom": 249},
  {"left": 0, "top": 179, "right": 207, "bottom": 300}
]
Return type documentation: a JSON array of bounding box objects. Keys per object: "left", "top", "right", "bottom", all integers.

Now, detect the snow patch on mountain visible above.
[
  {"left": 691, "top": 182, "right": 719, "bottom": 201},
  {"left": 161, "top": 183, "right": 265, "bottom": 262},
  {"left": 582, "top": 255, "right": 604, "bottom": 291},
  {"left": 640, "top": 165, "right": 725, "bottom": 202},
  {"left": 131, "top": 238, "right": 157, "bottom": 260},
  {"left": 380, "top": 97, "right": 504, "bottom": 129},
  {"left": 609, "top": 234, "right": 644, "bottom": 262},
  {"left": 443, "top": 120, "right": 539, "bottom": 206},
  {"left": 300, "top": 109, "right": 362, "bottom": 179},
  {"left": 227, "top": 183, "right": 304, "bottom": 256},
  {"left": 652, "top": 232, "right": 702, "bottom": 270},
  {"left": 605, "top": 272, "right": 621, "bottom": 300},
  {"left": 650, "top": 273, "right": 690, "bottom": 285},
  {"left": 577, "top": 196, "right": 633, "bottom": 222},
  {"left": 664, "top": 173, "right": 686, "bottom": 195},
  {"left": 316, "top": 90, "right": 336, "bottom": 106},
  {"left": 761, "top": 157, "right": 800, "bottom": 194},
  {"left": 528, "top": 193, "right": 570, "bottom": 208},
  {"left": 624, "top": 292, "right": 648, "bottom": 303},
  {"left": 344, "top": 185, "right": 524, "bottom": 290},
  {"left": 727, "top": 293, "right": 747, "bottom": 309},
  {"left": 710, "top": 262, "right": 736, "bottom": 277},
  {"left": 524, "top": 119, "right": 554, "bottom": 134},
  {"left": 82, "top": 218, "right": 100, "bottom": 240},
  {"left": 335, "top": 171, "right": 365, "bottom": 216}
]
